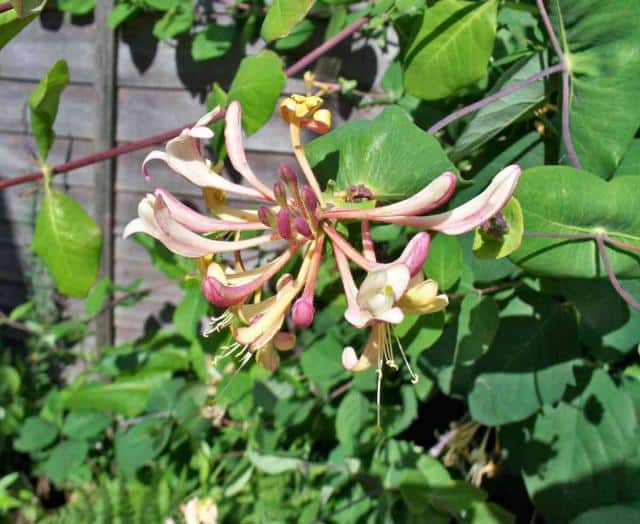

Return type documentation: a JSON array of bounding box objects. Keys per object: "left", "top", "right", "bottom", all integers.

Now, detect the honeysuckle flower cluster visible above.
[{"left": 124, "top": 93, "right": 521, "bottom": 422}]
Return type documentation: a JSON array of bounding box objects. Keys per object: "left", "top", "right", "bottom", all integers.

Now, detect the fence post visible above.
[{"left": 93, "top": 0, "right": 117, "bottom": 348}]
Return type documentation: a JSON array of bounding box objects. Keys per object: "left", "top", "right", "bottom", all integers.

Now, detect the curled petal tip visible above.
[
  {"left": 292, "top": 297, "right": 315, "bottom": 328},
  {"left": 342, "top": 346, "right": 359, "bottom": 371},
  {"left": 201, "top": 277, "right": 242, "bottom": 308}
]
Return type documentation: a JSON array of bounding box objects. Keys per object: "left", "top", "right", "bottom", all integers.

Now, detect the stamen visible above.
[
  {"left": 384, "top": 325, "right": 398, "bottom": 370},
  {"left": 203, "top": 310, "right": 234, "bottom": 337},
  {"left": 394, "top": 331, "right": 419, "bottom": 385}
]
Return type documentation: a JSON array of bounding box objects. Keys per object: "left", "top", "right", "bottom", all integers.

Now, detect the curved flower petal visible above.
[
  {"left": 143, "top": 128, "right": 267, "bottom": 201},
  {"left": 341, "top": 328, "right": 379, "bottom": 372},
  {"left": 151, "top": 195, "right": 276, "bottom": 257},
  {"left": 201, "top": 246, "right": 299, "bottom": 307},
  {"left": 225, "top": 101, "right": 275, "bottom": 200},
  {"left": 376, "top": 165, "right": 521, "bottom": 234},
  {"left": 324, "top": 172, "right": 457, "bottom": 220},
  {"left": 155, "top": 189, "right": 268, "bottom": 233}
]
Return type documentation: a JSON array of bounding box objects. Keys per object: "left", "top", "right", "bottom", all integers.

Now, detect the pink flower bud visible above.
[
  {"left": 293, "top": 217, "right": 313, "bottom": 239},
  {"left": 277, "top": 209, "right": 292, "bottom": 240},
  {"left": 402, "top": 232, "right": 431, "bottom": 277},
  {"left": 292, "top": 297, "right": 315, "bottom": 328},
  {"left": 302, "top": 185, "right": 317, "bottom": 213},
  {"left": 257, "top": 206, "right": 275, "bottom": 228},
  {"left": 279, "top": 164, "right": 297, "bottom": 185},
  {"left": 273, "top": 181, "right": 288, "bottom": 208}
]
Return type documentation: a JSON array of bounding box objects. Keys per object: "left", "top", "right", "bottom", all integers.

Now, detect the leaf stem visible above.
[
  {"left": 0, "top": 15, "right": 370, "bottom": 191},
  {"left": 596, "top": 234, "right": 640, "bottom": 312},
  {"left": 428, "top": 63, "right": 564, "bottom": 133},
  {"left": 522, "top": 231, "right": 595, "bottom": 241}
]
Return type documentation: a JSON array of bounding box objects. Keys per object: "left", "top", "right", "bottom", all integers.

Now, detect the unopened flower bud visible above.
[
  {"left": 293, "top": 217, "right": 313, "bottom": 239},
  {"left": 279, "top": 164, "right": 297, "bottom": 185},
  {"left": 302, "top": 185, "right": 317, "bottom": 214},
  {"left": 277, "top": 209, "right": 292, "bottom": 240},
  {"left": 292, "top": 297, "right": 315, "bottom": 328},
  {"left": 273, "top": 180, "right": 288, "bottom": 208},
  {"left": 257, "top": 206, "right": 275, "bottom": 228}
]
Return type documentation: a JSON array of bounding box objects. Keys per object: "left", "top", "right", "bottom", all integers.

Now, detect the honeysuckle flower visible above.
[
  {"left": 180, "top": 497, "right": 218, "bottom": 524},
  {"left": 123, "top": 89, "right": 519, "bottom": 386}
]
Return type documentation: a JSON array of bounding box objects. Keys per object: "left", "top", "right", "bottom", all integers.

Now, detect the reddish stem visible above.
[
  {"left": 0, "top": 3, "right": 12, "bottom": 14},
  {"left": 285, "top": 16, "right": 369, "bottom": 77},
  {"left": 0, "top": 15, "right": 369, "bottom": 191},
  {"left": 428, "top": 64, "right": 564, "bottom": 134},
  {"left": 596, "top": 235, "right": 640, "bottom": 312}
]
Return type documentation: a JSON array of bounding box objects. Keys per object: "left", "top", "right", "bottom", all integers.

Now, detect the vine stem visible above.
[
  {"left": 428, "top": 63, "right": 564, "bottom": 133},
  {"left": 596, "top": 235, "right": 640, "bottom": 312},
  {"left": 0, "top": 15, "right": 369, "bottom": 191},
  {"left": 535, "top": 0, "right": 581, "bottom": 168},
  {"left": 524, "top": 231, "right": 640, "bottom": 312}
]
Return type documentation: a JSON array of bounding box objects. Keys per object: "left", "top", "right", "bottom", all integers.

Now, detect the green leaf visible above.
[
  {"left": 571, "top": 507, "right": 640, "bottom": 524},
  {"left": 173, "top": 280, "right": 208, "bottom": 340},
  {"left": 261, "top": 0, "right": 316, "bottom": 42},
  {"left": 511, "top": 167, "right": 640, "bottom": 278},
  {"left": 42, "top": 439, "right": 89, "bottom": 484},
  {"left": 456, "top": 294, "right": 499, "bottom": 365},
  {"left": 0, "top": 9, "right": 37, "bottom": 51},
  {"left": 64, "top": 381, "right": 153, "bottom": 418},
  {"left": 115, "top": 419, "right": 170, "bottom": 477},
  {"left": 550, "top": 0, "right": 640, "bottom": 177},
  {"left": 108, "top": 3, "right": 139, "bottom": 29},
  {"left": 57, "top": 0, "right": 94, "bottom": 15},
  {"left": 472, "top": 197, "right": 523, "bottom": 260},
  {"left": 28, "top": 60, "right": 69, "bottom": 161},
  {"left": 335, "top": 390, "right": 371, "bottom": 447},
  {"left": 85, "top": 277, "right": 111, "bottom": 316},
  {"left": 504, "top": 368, "right": 640, "bottom": 522},
  {"left": 247, "top": 449, "right": 305, "bottom": 474},
  {"left": 452, "top": 53, "right": 547, "bottom": 159},
  {"left": 191, "top": 23, "right": 234, "bottom": 61},
  {"left": 32, "top": 191, "right": 102, "bottom": 298},
  {"left": 227, "top": 50, "right": 286, "bottom": 135},
  {"left": 615, "top": 140, "right": 640, "bottom": 177},
  {"left": 62, "top": 412, "right": 111, "bottom": 440},
  {"left": 14, "top": 417, "right": 58, "bottom": 452},
  {"left": 395, "top": 311, "right": 445, "bottom": 359},
  {"left": 274, "top": 18, "right": 314, "bottom": 50},
  {"left": 551, "top": 279, "right": 640, "bottom": 360},
  {"left": 152, "top": 3, "right": 192, "bottom": 40},
  {"left": 423, "top": 233, "right": 463, "bottom": 291},
  {"left": 306, "top": 106, "right": 456, "bottom": 202},
  {"left": 466, "top": 501, "right": 515, "bottom": 524},
  {"left": 468, "top": 300, "right": 579, "bottom": 426},
  {"left": 300, "top": 332, "right": 349, "bottom": 391},
  {"left": 400, "top": 0, "right": 498, "bottom": 100}
]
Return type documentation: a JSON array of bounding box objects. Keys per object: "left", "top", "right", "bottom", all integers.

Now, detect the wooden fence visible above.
[{"left": 0, "top": 7, "right": 391, "bottom": 345}]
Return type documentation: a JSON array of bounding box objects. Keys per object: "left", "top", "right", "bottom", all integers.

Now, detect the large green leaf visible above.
[
  {"left": 42, "top": 439, "right": 89, "bottom": 485},
  {"left": 452, "top": 53, "right": 547, "bottom": 159},
  {"left": 400, "top": 0, "right": 498, "bottom": 100},
  {"left": 423, "top": 233, "right": 463, "bottom": 291},
  {"left": 615, "top": 139, "right": 640, "bottom": 177},
  {"left": 28, "top": 60, "right": 69, "bottom": 161},
  {"left": 32, "top": 190, "right": 102, "bottom": 298},
  {"left": 503, "top": 368, "right": 640, "bottom": 522},
  {"left": 227, "top": 50, "right": 286, "bottom": 136},
  {"left": 14, "top": 417, "right": 58, "bottom": 452},
  {"left": 305, "top": 106, "right": 456, "bottom": 201},
  {"left": 115, "top": 419, "right": 171, "bottom": 477},
  {"left": 572, "top": 507, "right": 640, "bottom": 524},
  {"left": 64, "top": 381, "right": 153, "bottom": 418},
  {"left": 261, "top": 0, "right": 316, "bottom": 42},
  {"left": 173, "top": 280, "right": 208, "bottom": 340},
  {"left": 511, "top": 167, "right": 640, "bottom": 278},
  {"left": 467, "top": 296, "right": 580, "bottom": 426},
  {"left": 0, "top": 9, "right": 37, "bottom": 51},
  {"left": 550, "top": 0, "right": 640, "bottom": 177}
]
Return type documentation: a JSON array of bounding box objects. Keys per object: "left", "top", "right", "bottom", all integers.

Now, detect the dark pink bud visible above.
[
  {"left": 279, "top": 164, "right": 297, "bottom": 185},
  {"left": 302, "top": 185, "right": 317, "bottom": 213},
  {"left": 257, "top": 206, "right": 275, "bottom": 228},
  {"left": 277, "top": 209, "right": 292, "bottom": 240},
  {"left": 292, "top": 297, "right": 315, "bottom": 328},
  {"left": 293, "top": 217, "right": 313, "bottom": 238},
  {"left": 273, "top": 181, "right": 288, "bottom": 208},
  {"left": 202, "top": 277, "right": 245, "bottom": 308}
]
